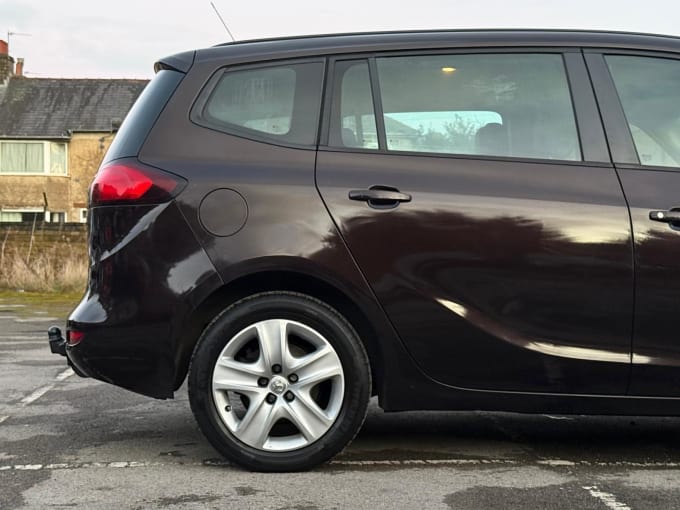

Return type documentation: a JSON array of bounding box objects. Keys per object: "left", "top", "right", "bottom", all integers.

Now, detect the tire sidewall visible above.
[{"left": 189, "top": 292, "right": 370, "bottom": 472}]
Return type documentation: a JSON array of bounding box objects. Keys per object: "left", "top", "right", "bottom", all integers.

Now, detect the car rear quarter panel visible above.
[
  {"left": 137, "top": 58, "right": 435, "bottom": 408},
  {"left": 67, "top": 201, "right": 222, "bottom": 398}
]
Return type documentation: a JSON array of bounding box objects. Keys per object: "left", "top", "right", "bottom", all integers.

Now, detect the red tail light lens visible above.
[
  {"left": 67, "top": 330, "right": 84, "bottom": 346},
  {"left": 90, "top": 159, "right": 186, "bottom": 206}
]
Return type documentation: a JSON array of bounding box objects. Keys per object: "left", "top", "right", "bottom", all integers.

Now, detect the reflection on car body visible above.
[{"left": 46, "top": 29, "right": 680, "bottom": 471}]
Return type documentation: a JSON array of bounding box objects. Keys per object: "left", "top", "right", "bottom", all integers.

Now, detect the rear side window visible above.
[
  {"left": 375, "top": 53, "right": 581, "bottom": 161},
  {"left": 194, "top": 62, "right": 324, "bottom": 146},
  {"left": 606, "top": 55, "right": 680, "bottom": 168}
]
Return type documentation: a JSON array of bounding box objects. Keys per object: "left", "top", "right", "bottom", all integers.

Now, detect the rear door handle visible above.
[
  {"left": 649, "top": 209, "right": 680, "bottom": 223},
  {"left": 348, "top": 186, "right": 411, "bottom": 209}
]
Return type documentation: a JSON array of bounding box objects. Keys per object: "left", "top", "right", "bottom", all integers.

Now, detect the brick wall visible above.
[{"left": 0, "top": 54, "right": 13, "bottom": 84}]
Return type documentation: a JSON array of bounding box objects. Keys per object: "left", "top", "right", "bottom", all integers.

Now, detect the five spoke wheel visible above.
[
  {"left": 189, "top": 292, "right": 370, "bottom": 471},
  {"left": 212, "top": 319, "right": 345, "bottom": 451}
]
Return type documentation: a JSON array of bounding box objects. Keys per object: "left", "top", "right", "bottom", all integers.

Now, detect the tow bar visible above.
[{"left": 48, "top": 326, "right": 67, "bottom": 357}]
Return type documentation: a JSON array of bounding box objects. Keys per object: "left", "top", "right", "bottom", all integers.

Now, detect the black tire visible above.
[{"left": 188, "top": 291, "right": 371, "bottom": 472}]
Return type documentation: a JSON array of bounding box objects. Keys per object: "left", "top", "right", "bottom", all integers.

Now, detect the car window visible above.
[
  {"left": 199, "top": 62, "right": 324, "bottom": 146},
  {"left": 629, "top": 124, "right": 679, "bottom": 167},
  {"left": 375, "top": 53, "right": 581, "bottom": 161},
  {"left": 606, "top": 55, "right": 680, "bottom": 168},
  {"left": 385, "top": 110, "right": 503, "bottom": 153},
  {"left": 329, "top": 60, "right": 379, "bottom": 149}
]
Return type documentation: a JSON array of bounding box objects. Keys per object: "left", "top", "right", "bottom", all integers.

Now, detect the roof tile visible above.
[{"left": 0, "top": 77, "right": 148, "bottom": 138}]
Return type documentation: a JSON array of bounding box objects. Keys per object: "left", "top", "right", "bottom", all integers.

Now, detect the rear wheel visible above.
[{"left": 188, "top": 291, "right": 371, "bottom": 472}]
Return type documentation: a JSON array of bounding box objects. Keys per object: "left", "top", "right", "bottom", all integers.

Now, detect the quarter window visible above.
[
  {"left": 197, "top": 62, "right": 324, "bottom": 146},
  {"left": 375, "top": 53, "right": 581, "bottom": 161},
  {"left": 606, "top": 55, "right": 680, "bottom": 168}
]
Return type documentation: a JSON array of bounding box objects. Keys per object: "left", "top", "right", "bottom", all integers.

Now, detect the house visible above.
[{"left": 0, "top": 40, "right": 147, "bottom": 223}]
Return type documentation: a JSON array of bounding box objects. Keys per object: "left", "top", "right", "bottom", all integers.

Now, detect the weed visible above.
[{"left": 0, "top": 246, "right": 87, "bottom": 293}]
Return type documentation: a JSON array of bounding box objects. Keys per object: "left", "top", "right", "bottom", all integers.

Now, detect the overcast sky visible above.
[{"left": 1, "top": 0, "right": 680, "bottom": 79}]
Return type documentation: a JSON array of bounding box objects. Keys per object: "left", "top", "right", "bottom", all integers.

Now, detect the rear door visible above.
[
  {"left": 587, "top": 50, "right": 680, "bottom": 396},
  {"left": 316, "top": 49, "right": 634, "bottom": 394}
]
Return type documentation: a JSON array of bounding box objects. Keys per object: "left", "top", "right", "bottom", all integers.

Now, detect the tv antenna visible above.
[
  {"left": 210, "top": 2, "right": 236, "bottom": 43},
  {"left": 7, "top": 31, "right": 31, "bottom": 53}
]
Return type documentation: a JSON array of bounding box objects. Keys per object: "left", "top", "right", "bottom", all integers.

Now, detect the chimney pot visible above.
[
  {"left": 15, "top": 58, "right": 24, "bottom": 77},
  {"left": 0, "top": 40, "right": 7, "bottom": 55}
]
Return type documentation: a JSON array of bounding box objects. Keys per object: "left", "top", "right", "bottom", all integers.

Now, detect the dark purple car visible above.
[{"left": 49, "top": 29, "right": 680, "bottom": 471}]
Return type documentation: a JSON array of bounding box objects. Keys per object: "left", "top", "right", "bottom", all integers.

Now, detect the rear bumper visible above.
[
  {"left": 63, "top": 201, "right": 221, "bottom": 399},
  {"left": 47, "top": 326, "right": 89, "bottom": 377}
]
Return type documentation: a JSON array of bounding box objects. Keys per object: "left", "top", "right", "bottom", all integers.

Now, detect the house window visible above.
[
  {"left": 0, "top": 209, "right": 43, "bottom": 223},
  {"left": 50, "top": 143, "right": 67, "bottom": 174},
  {"left": 47, "top": 211, "right": 66, "bottom": 223},
  {"left": 0, "top": 141, "right": 68, "bottom": 175}
]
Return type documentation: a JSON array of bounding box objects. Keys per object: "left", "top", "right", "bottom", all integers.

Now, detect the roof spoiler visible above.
[{"left": 153, "top": 50, "right": 196, "bottom": 74}]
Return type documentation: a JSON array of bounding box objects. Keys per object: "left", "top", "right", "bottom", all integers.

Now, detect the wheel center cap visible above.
[{"left": 269, "top": 376, "right": 287, "bottom": 394}]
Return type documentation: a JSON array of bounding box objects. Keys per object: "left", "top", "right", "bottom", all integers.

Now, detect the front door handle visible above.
[
  {"left": 348, "top": 185, "right": 411, "bottom": 209},
  {"left": 649, "top": 209, "right": 680, "bottom": 223}
]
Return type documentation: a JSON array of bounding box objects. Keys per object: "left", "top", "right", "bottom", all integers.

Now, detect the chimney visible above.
[
  {"left": 0, "top": 40, "right": 14, "bottom": 85},
  {"left": 15, "top": 58, "right": 24, "bottom": 77}
]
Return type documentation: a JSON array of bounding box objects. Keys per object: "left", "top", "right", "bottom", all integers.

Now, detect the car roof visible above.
[
  {"left": 156, "top": 29, "right": 680, "bottom": 72},
  {"left": 206, "top": 28, "right": 680, "bottom": 57},
  {"left": 217, "top": 29, "right": 680, "bottom": 49}
]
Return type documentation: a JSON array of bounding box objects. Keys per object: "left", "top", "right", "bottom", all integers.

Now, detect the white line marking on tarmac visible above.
[
  {"left": 583, "top": 486, "right": 631, "bottom": 510},
  {"left": 0, "top": 461, "right": 172, "bottom": 472},
  {"left": 19, "top": 384, "right": 56, "bottom": 406},
  {"left": 537, "top": 459, "right": 577, "bottom": 467},
  {"left": 333, "top": 459, "right": 517, "bottom": 466},
  {"left": 55, "top": 368, "right": 74, "bottom": 381},
  {"left": 2, "top": 368, "right": 74, "bottom": 425},
  {"left": 0, "top": 335, "right": 47, "bottom": 340},
  {"left": 19, "top": 368, "right": 74, "bottom": 406},
  {"left": 3, "top": 457, "right": 680, "bottom": 473},
  {"left": 14, "top": 317, "right": 58, "bottom": 323}
]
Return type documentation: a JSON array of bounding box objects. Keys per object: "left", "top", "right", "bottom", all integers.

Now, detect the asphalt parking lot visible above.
[{"left": 2, "top": 299, "right": 680, "bottom": 509}]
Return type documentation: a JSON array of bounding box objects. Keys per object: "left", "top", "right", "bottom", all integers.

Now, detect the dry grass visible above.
[{"left": 0, "top": 246, "right": 88, "bottom": 293}]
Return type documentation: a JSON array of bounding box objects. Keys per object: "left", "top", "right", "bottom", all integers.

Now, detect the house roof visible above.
[{"left": 0, "top": 77, "right": 148, "bottom": 138}]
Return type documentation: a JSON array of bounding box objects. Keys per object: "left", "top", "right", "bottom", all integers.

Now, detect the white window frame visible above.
[
  {"left": 0, "top": 207, "right": 44, "bottom": 223},
  {"left": 0, "top": 140, "right": 69, "bottom": 176},
  {"left": 45, "top": 211, "right": 67, "bottom": 223}
]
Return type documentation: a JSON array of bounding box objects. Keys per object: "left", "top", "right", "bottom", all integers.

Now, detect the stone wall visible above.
[
  {"left": 67, "top": 132, "right": 113, "bottom": 220},
  {"left": 0, "top": 174, "right": 71, "bottom": 212},
  {"left": 0, "top": 222, "right": 88, "bottom": 259}
]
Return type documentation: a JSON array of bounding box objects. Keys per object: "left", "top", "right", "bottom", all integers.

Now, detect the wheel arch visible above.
[{"left": 173, "top": 268, "right": 385, "bottom": 396}]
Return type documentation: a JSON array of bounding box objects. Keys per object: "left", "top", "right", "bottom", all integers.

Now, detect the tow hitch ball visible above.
[{"left": 48, "top": 326, "right": 66, "bottom": 357}]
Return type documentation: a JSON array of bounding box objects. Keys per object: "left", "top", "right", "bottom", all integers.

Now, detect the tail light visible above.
[
  {"left": 67, "top": 330, "right": 85, "bottom": 346},
  {"left": 90, "top": 159, "right": 186, "bottom": 206}
]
